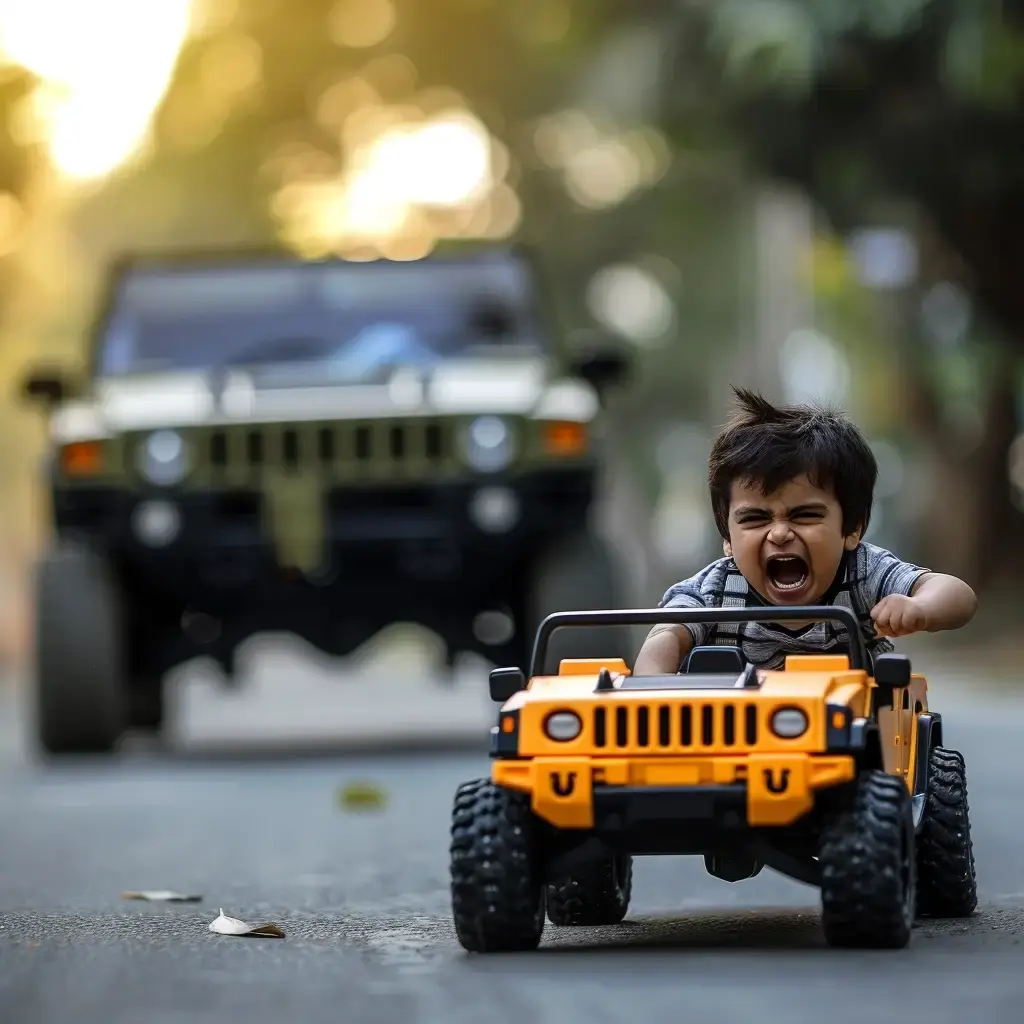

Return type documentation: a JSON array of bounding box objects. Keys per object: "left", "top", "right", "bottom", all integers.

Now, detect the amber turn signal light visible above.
[
  {"left": 60, "top": 441, "right": 103, "bottom": 476},
  {"left": 543, "top": 421, "right": 587, "bottom": 456}
]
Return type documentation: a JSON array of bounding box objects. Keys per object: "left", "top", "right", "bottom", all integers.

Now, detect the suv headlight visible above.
[
  {"left": 544, "top": 711, "right": 582, "bottom": 741},
  {"left": 460, "top": 416, "right": 513, "bottom": 472},
  {"left": 137, "top": 429, "right": 190, "bottom": 486},
  {"left": 771, "top": 707, "right": 808, "bottom": 739}
]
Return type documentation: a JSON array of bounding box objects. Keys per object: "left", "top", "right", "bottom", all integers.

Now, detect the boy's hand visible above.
[{"left": 870, "top": 594, "right": 930, "bottom": 638}]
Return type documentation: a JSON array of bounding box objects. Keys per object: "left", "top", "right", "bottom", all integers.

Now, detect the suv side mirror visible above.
[
  {"left": 574, "top": 349, "right": 630, "bottom": 391},
  {"left": 568, "top": 329, "right": 632, "bottom": 397},
  {"left": 489, "top": 666, "right": 526, "bottom": 703},
  {"left": 20, "top": 368, "right": 73, "bottom": 405}
]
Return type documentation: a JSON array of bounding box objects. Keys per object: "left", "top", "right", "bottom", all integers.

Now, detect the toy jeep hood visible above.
[{"left": 48, "top": 356, "right": 600, "bottom": 443}]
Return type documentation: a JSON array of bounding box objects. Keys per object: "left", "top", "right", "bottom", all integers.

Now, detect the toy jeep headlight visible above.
[
  {"left": 461, "top": 416, "right": 513, "bottom": 472},
  {"left": 771, "top": 707, "right": 809, "bottom": 739},
  {"left": 137, "top": 429, "right": 190, "bottom": 486},
  {"left": 544, "top": 711, "right": 582, "bottom": 741}
]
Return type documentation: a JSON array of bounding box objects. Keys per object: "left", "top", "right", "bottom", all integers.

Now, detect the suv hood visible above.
[{"left": 49, "top": 358, "right": 600, "bottom": 443}]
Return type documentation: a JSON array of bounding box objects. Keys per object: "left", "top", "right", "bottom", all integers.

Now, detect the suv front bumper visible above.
[{"left": 51, "top": 466, "right": 595, "bottom": 592}]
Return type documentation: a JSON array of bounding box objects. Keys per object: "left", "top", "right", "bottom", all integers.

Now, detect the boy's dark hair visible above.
[{"left": 708, "top": 387, "right": 878, "bottom": 539}]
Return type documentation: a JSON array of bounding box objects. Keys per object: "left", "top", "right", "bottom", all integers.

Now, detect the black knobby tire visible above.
[
  {"left": 546, "top": 854, "right": 633, "bottom": 926},
  {"left": 450, "top": 779, "right": 545, "bottom": 952},
  {"left": 819, "top": 770, "right": 916, "bottom": 948},
  {"left": 915, "top": 746, "right": 977, "bottom": 918},
  {"left": 34, "top": 544, "right": 127, "bottom": 755}
]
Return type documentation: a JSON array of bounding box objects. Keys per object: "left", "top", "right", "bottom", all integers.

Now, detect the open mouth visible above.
[{"left": 765, "top": 554, "right": 809, "bottom": 592}]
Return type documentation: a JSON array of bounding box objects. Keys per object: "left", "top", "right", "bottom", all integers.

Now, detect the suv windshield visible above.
[{"left": 94, "top": 254, "right": 545, "bottom": 380}]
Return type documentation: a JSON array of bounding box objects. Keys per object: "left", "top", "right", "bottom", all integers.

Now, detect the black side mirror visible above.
[
  {"left": 872, "top": 653, "right": 911, "bottom": 710},
  {"left": 572, "top": 349, "right": 631, "bottom": 393},
  {"left": 21, "top": 370, "right": 69, "bottom": 405},
  {"left": 489, "top": 666, "right": 526, "bottom": 703}
]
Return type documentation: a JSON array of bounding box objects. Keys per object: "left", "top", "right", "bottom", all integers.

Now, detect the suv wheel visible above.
[
  {"left": 128, "top": 678, "right": 165, "bottom": 734},
  {"left": 34, "top": 544, "right": 127, "bottom": 755}
]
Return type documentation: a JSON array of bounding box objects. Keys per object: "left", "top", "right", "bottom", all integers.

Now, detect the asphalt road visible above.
[{"left": 1, "top": 639, "right": 1023, "bottom": 1023}]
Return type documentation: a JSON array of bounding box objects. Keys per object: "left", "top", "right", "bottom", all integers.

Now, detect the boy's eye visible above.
[{"left": 736, "top": 512, "right": 769, "bottom": 525}]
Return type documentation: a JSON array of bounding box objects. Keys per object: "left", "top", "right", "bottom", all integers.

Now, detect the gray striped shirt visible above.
[{"left": 659, "top": 542, "right": 930, "bottom": 670}]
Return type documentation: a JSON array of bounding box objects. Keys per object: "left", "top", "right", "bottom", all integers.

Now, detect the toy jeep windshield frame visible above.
[
  {"left": 489, "top": 604, "right": 902, "bottom": 704},
  {"left": 530, "top": 604, "right": 872, "bottom": 673}
]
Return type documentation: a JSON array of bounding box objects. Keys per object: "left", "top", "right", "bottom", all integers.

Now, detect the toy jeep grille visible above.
[
  {"left": 592, "top": 701, "right": 760, "bottom": 752},
  {"left": 206, "top": 420, "right": 450, "bottom": 474}
]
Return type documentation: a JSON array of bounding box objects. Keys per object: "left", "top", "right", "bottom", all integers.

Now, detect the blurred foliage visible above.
[
  {"left": 0, "top": 0, "right": 1020, "bottom": 643},
  {"left": 669, "top": 0, "right": 1024, "bottom": 340}
]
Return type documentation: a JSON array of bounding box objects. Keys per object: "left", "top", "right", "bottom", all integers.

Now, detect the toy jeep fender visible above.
[{"left": 449, "top": 606, "right": 977, "bottom": 951}]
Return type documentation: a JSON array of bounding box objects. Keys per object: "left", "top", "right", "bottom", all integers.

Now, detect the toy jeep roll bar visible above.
[{"left": 528, "top": 605, "right": 871, "bottom": 677}]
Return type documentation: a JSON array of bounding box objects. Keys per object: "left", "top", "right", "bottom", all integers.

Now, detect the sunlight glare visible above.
[
  {"left": 0, "top": 0, "right": 196, "bottom": 181},
  {"left": 273, "top": 104, "right": 505, "bottom": 257},
  {"left": 368, "top": 113, "right": 492, "bottom": 207}
]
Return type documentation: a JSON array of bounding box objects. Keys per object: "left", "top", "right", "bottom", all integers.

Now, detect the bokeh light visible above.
[
  {"left": 271, "top": 79, "right": 517, "bottom": 258},
  {"left": 533, "top": 109, "right": 670, "bottom": 209},
  {"left": 586, "top": 263, "right": 675, "bottom": 345},
  {"left": 0, "top": 0, "right": 196, "bottom": 182},
  {"left": 778, "top": 327, "right": 851, "bottom": 405},
  {"left": 327, "top": 0, "right": 396, "bottom": 50}
]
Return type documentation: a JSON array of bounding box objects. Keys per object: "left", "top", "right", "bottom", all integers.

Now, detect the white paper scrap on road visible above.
[
  {"left": 120, "top": 890, "right": 203, "bottom": 902},
  {"left": 209, "top": 909, "right": 286, "bottom": 938}
]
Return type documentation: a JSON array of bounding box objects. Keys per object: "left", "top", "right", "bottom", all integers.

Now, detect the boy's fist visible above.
[{"left": 870, "top": 594, "right": 929, "bottom": 638}]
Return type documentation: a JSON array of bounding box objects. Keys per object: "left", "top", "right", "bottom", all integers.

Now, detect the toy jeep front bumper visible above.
[{"left": 492, "top": 754, "right": 857, "bottom": 830}]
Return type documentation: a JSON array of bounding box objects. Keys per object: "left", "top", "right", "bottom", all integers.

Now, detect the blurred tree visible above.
[
  {"left": 12, "top": 0, "right": 1020, "bottom": 600},
  {"left": 649, "top": 0, "right": 1024, "bottom": 588}
]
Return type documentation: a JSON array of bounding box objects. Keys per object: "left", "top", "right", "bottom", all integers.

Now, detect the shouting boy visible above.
[{"left": 634, "top": 388, "right": 978, "bottom": 674}]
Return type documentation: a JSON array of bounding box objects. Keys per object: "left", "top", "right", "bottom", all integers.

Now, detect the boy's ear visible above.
[
  {"left": 843, "top": 527, "right": 862, "bottom": 551},
  {"left": 723, "top": 538, "right": 733, "bottom": 557}
]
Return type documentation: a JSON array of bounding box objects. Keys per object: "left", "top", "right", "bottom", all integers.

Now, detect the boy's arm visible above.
[
  {"left": 911, "top": 572, "right": 978, "bottom": 629},
  {"left": 633, "top": 572, "right": 713, "bottom": 674},
  {"left": 633, "top": 623, "right": 696, "bottom": 675},
  {"left": 871, "top": 570, "right": 978, "bottom": 638}
]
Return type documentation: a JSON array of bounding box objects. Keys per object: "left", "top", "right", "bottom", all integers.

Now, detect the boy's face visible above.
[{"left": 723, "top": 473, "right": 861, "bottom": 605}]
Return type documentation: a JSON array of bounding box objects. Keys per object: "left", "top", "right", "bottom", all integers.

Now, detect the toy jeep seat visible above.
[{"left": 683, "top": 645, "right": 748, "bottom": 674}]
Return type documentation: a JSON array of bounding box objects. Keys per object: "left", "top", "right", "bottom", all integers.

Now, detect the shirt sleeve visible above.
[
  {"left": 657, "top": 565, "right": 718, "bottom": 647},
  {"left": 854, "top": 543, "right": 931, "bottom": 609}
]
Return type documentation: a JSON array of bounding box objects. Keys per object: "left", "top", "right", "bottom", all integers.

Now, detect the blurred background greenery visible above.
[{"left": 0, "top": 0, "right": 1021, "bottom": 670}]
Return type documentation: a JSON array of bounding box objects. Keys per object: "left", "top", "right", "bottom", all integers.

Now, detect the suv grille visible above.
[
  {"left": 205, "top": 420, "right": 450, "bottom": 475},
  {"left": 592, "top": 702, "right": 759, "bottom": 752}
]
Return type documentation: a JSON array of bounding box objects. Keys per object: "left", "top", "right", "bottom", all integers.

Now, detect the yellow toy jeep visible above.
[{"left": 449, "top": 606, "right": 976, "bottom": 951}]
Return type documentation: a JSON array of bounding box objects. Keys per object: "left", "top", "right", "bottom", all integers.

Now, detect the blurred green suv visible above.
[{"left": 20, "top": 245, "right": 632, "bottom": 754}]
